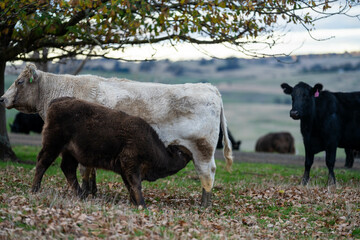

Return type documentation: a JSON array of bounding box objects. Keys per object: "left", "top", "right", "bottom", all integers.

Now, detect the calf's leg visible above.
[
  {"left": 31, "top": 146, "right": 62, "bottom": 193},
  {"left": 61, "top": 150, "right": 84, "bottom": 198},
  {"left": 80, "top": 166, "right": 97, "bottom": 196},
  {"left": 121, "top": 171, "right": 146, "bottom": 207}
]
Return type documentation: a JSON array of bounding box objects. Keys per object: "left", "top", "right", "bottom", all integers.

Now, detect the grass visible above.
[{"left": 0, "top": 145, "right": 359, "bottom": 239}]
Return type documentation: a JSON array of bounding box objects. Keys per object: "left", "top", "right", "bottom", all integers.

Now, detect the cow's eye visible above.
[{"left": 17, "top": 79, "right": 24, "bottom": 85}]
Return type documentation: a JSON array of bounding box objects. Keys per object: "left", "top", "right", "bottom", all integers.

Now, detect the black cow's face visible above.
[
  {"left": 281, "top": 82, "right": 323, "bottom": 120},
  {"left": 10, "top": 122, "right": 23, "bottom": 133}
]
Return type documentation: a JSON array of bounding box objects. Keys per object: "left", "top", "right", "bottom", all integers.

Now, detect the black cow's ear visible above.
[
  {"left": 312, "top": 83, "right": 323, "bottom": 96},
  {"left": 313, "top": 83, "right": 323, "bottom": 92},
  {"left": 281, "top": 83, "right": 293, "bottom": 95}
]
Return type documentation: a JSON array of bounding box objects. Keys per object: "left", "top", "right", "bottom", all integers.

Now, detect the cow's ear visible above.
[
  {"left": 28, "top": 64, "right": 38, "bottom": 83},
  {"left": 281, "top": 83, "right": 293, "bottom": 95},
  {"left": 312, "top": 83, "right": 323, "bottom": 96},
  {"left": 313, "top": 83, "right": 323, "bottom": 92}
]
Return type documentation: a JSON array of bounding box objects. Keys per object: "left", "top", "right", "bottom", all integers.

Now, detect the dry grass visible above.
[{"left": 1, "top": 159, "right": 359, "bottom": 239}]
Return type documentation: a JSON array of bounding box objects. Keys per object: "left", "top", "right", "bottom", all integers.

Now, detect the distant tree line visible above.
[
  {"left": 302, "top": 62, "right": 360, "bottom": 73},
  {"left": 217, "top": 58, "right": 241, "bottom": 72}
]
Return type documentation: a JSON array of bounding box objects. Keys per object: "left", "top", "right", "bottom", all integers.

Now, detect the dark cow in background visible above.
[
  {"left": 217, "top": 127, "right": 241, "bottom": 150},
  {"left": 31, "top": 97, "right": 192, "bottom": 207},
  {"left": 10, "top": 113, "right": 44, "bottom": 134},
  {"left": 344, "top": 149, "right": 358, "bottom": 168},
  {"left": 281, "top": 82, "right": 360, "bottom": 186},
  {"left": 255, "top": 132, "right": 295, "bottom": 154}
]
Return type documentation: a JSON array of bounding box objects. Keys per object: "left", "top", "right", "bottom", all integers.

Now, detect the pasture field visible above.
[
  {"left": 5, "top": 53, "right": 360, "bottom": 155},
  {"left": 0, "top": 146, "right": 359, "bottom": 239}
]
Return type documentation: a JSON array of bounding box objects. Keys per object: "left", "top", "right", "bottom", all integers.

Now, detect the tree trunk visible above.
[
  {"left": 32, "top": 49, "right": 49, "bottom": 72},
  {"left": 0, "top": 60, "right": 17, "bottom": 161}
]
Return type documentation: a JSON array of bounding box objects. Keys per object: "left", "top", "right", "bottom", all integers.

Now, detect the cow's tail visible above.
[{"left": 220, "top": 101, "right": 233, "bottom": 172}]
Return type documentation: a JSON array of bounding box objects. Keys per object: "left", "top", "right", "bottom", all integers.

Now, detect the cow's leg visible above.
[
  {"left": 80, "top": 166, "right": 97, "bottom": 196},
  {"left": 192, "top": 153, "right": 216, "bottom": 208},
  {"left": 121, "top": 171, "right": 146, "bottom": 207},
  {"left": 325, "top": 148, "right": 337, "bottom": 186},
  {"left": 344, "top": 148, "right": 354, "bottom": 168},
  {"left": 89, "top": 168, "right": 97, "bottom": 195},
  {"left": 302, "top": 150, "right": 314, "bottom": 186},
  {"left": 173, "top": 137, "right": 217, "bottom": 207},
  {"left": 116, "top": 151, "right": 146, "bottom": 207},
  {"left": 61, "top": 150, "right": 84, "bottom": 198},
  {"left": 31, "top": 146, "right": 62, "bottom": 193}
]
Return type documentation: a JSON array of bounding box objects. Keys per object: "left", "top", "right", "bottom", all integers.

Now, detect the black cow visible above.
[
  {"left": 10, "top": 113, "right": 44, "bottom": 134},
  {"left": 344, "top": 148, "right": 358, "bottom": 168},
  {"left": 281, "top": 82, "right": 360, "bottom": 186},
  {"left": 217, "top": 127, "right": 241, "bottom": 150}
]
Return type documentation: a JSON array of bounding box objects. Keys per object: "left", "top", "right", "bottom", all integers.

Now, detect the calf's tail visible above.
[{"left": 220, "top": 101, "right": 233, "bottom": 172}]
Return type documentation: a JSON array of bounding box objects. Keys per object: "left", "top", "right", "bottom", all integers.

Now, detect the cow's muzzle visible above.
[
  {"left": 0, "top": 97, "right": 10, "bottom": 108},
  {"left": 290, "top": 110, "right": 300, "bottom": 120}
]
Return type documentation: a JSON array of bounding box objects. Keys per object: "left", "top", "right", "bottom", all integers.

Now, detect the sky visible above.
[{"left": 115, "top": 5, "right": 360, "bottom": 61}]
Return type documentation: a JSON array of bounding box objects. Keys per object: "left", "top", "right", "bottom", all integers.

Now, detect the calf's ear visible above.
[{"left": 280, "top": 83, "right": 293, "bottom": 95}]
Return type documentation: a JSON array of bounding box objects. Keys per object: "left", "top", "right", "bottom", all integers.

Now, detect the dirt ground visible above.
[{"left": 8, "top": 133, "right": 360, "bottom": 170}]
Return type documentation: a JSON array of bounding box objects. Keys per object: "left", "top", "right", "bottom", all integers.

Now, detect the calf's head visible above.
[
  {"left": 281, "top": 82, "right": 323, "bottom": 120},
  {"left": 167, "top": 145, "right": 193, "bottom": 164},
  {"left": 0, "top": 64, "right": 40, "bottom": 113}
]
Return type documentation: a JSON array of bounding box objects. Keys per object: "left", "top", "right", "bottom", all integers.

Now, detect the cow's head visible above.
[
  {"left": 10, "top": 122, "right": 22, "bottom": 133},
  {"left": 0, "top": 64, "right": 40, "bottom": 113},
  {"left": 281, "top": 82, "right": 323, "bottom": 120}
]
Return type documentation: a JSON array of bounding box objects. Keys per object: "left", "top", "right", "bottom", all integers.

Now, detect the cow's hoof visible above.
[
  {"left": 301, "top": 178, "right": 309, "bottom": 186},
  {"left": 82, "top": 180, "right": 97, "bottom": 196},
  {"left": 31, "top": 184, "right": 40, "bottom": 193},
  {"left": 327, "top": 177, "right": 336, "bottom": 187},
  {"left": 77, "top": 188, "right": 89, "bottom": 200},
  {"left": 90, "top": 185, "right": 98, "bottom": 196},
  {"left": 81, "top": 181, "right": 90, "bottom": 194},
  {"left": 200, "top": 188, "right": 211, "bottom": 208}
]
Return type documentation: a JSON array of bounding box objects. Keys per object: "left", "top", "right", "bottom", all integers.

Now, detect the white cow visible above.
[{"left": 0, "top": 63, "right": 233, "bottom": 207}]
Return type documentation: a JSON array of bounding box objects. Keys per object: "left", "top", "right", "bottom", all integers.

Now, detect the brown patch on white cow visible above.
[
  {"left": 195, "top": 138, "right": 213, "bottom": 161},
  {"left": 167, "top": 94, "right": 195, "bottom": 119},
  {"left": 115, "top": 97, "right": 155, "bottom": 123},
  {"left": 115, "top": 93, "right": 195, "bottom": 124}
]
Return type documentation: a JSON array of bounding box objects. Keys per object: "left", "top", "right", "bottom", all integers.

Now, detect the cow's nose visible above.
[
  {"left": 0, "top": 97, "right": 4, "bottom": 103},
  {"left": 290, "top": 110, "right": 300, "bottom": 119}
]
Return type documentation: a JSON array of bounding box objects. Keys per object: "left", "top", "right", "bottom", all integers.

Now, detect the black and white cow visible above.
[{"left": 281, "top": 82, "right": 360, "bottom": 185}]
